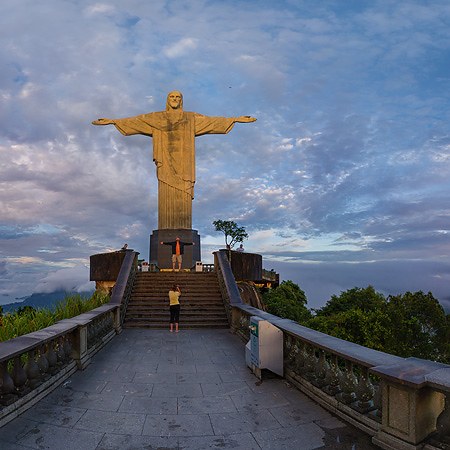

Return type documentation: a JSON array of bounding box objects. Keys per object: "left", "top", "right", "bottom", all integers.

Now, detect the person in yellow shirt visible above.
[{"left": 169, "top": 284, "right": 181, "bottom": 332}]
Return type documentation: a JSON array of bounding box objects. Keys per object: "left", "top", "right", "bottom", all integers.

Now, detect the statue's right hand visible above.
[{"left": 92, "top": 118, "right": 113, "bottom": 125}]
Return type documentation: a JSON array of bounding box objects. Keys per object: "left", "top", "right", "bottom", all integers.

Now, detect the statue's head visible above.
[{"left": 166, "top": 91, "right": 183, "bottom": 110}]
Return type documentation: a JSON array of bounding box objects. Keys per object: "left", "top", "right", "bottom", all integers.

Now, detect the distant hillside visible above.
[
  {"left": 0, "top": 291, "right": 94, "bottom": 314},
  {"left": 441, "top": 298, "right": 450, "bottom": 314}
]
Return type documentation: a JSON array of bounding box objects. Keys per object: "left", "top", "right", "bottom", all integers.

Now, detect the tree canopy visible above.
[
  {"left": 213, "top": 220, "right": 248, "bottom": 249},
  {"left": 263, "top": 280, "right": 311, "bottom": 323}
]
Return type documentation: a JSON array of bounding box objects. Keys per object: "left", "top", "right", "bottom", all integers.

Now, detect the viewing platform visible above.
[
  {"left": 1, "top": 250, "right": 449, "bottom": 449},
  {"left": 0, "top": 328, "right": 376, "bottom": 449}
]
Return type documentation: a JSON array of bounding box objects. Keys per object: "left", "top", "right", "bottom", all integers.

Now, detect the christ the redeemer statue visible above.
[{"left": 92, "top": 91, "right": 256, "bottom": 230}]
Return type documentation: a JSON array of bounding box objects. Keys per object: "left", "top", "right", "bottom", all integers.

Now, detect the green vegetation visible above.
[
  {"left": 213, "top": 220, "right": 248, "bottom": 249},
  {"left": 263, "top": 280, "right": 312, "bottom": 323},
  {"left": 0, "top": 292, "right": 109, "bottom": 343},
  {"left": 262, "top": 282, "right": 450, "bottom": 364}
]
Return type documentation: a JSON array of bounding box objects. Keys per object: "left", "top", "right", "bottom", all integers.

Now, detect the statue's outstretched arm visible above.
[
  {"left": 92, "top": 118, "right": 114, "bottom": 126},
  {"left": 235, "top": 116, "right": 256, "bottom": 123}
]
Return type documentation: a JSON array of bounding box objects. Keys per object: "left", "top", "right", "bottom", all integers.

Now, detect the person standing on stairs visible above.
[
  {"left": 160, "top": 237, "right": 194, "bottom": 271},
  {"left": 169, "top": 284, "right": 181, "bottom": 333}
]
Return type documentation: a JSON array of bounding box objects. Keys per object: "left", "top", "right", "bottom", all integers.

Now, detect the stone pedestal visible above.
[
  {"left": 149, "top": 229, "right": 201, "bottom": 270},
  {"left": 371, "top": 358, "right": 448, "bottom": 449},
  {"left": 90, "top": 250, "right": 132, "bottom": 294}
]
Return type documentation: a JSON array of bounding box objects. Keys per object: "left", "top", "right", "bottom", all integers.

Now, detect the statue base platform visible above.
[{"left": 149, "top": 229, "right": 201, "bottom": 270}]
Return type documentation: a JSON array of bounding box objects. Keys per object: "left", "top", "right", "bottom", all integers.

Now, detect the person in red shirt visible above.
[{"left": 160, "top": 237, "right": 194, "bottom": 271}]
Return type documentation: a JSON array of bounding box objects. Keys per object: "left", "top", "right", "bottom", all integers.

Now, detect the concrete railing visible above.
[
  {"left": 0, "top": 252, "right": 138, "bottom": 428},
  {"left": 109, "top": 250, "right": 139, "bottom": 326},
  {"left": 214, "top": 250, "right": 450, "bottom": 450}
]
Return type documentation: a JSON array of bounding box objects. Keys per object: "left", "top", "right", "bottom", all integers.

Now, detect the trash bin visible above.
[{"left": 195, "top": 261, "right": 203, "bottom": 272}]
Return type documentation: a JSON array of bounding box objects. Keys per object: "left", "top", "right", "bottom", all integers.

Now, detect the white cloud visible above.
[
  {"left": 34, "top": 266, "right": 94, "bottom": 294},
  {"left": 163, "top": 38, "right": 198, "bottom": 58},
  {"left": 85, "top": 4, "right": 116, "bottom": 16}
]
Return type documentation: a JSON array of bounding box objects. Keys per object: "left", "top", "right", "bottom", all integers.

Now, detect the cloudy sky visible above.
[{"left": 1, "top": 0, "right": 450, "bottom": 311}]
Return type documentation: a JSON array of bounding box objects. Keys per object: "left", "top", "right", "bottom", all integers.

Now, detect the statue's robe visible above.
[{"left": 111, "top": 111, "right": 236, "bottom": 229}]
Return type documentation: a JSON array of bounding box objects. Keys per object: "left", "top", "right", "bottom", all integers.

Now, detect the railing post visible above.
[
  {"left": 371, "top": 359, "right": 447, "bottom": 449},
  {"left": 112, "top": 306, "right": 122, "bottom": 334},
  {"left": 230, "top": 307, "right": 241, "bottom": 333},
  {"left": 373, "top": 381, "right": 444, "bottom": 449},
  {"left": 71, "top": 322, "right": 90, "bottom": 370}
]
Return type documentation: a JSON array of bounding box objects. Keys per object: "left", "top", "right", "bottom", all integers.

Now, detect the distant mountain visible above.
[
  {"left": 0, "top": 291, "right": 94, "bottom": 314},
  {"left": 441, "top": 298, "right": 450, "bottom": 314}
]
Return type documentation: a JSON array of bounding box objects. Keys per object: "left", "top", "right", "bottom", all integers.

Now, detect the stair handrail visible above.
[
  {"left": 214, "top": 250, "right": 243, "bottom": 305},
  {"left": 214, "top": 250, "right": 244, "bottom": 326},
  {"left": 109, "top": 250, "right": 139, "bottom": 324}
]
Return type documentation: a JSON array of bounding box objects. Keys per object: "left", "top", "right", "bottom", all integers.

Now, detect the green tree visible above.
[
  {"left": 307, "top": 308, "right": 390, "bottom": 351},
  {"left": 315, "top": 285, "right": 386, "bottom": 316},
  {"left": 307, "top": 285, "right": 390, "bottom": 350},
  {"left": 263, "top": 280, "right": 311, "bottom": 324},
  {"left": 308, "top": 287, "right": 449, "bottom": 363},
  {"left": 383, "top": 291, "right": 449, "bottom": 362},
  {"left": 213, "top": 220, "right": 248, "bottom": 249}
]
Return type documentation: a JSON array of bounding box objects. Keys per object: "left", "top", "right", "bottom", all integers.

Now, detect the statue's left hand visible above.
[
  {"left": 92, "top": 118, "right": 114, "bottom": 126},
  {"left": 236, "top": 116, "right": 256, "bottom": 123}
]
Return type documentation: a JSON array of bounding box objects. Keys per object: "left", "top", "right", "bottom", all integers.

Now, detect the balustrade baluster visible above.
[
  {"left": 0, "top": 361, "right": 17, "bottom": 405},
  {"left": 63, "top": 336, "right": 73, "bottom": 362},
  {"left": 25, "top": 349, "right": 41, "bottom": 389},
  {"left": 296, "top": 344, "right": 309, "bottom": 375},
  {"left": 371, "top": 382, "right": 382, "bottom": 422},
  {"left": 87, "top": 321, "right": 95, "bottom": 348},
  {"left": 354, "top": 367, "right": 375, "bottom": 413},
  {"left": 239, "top": 315, "right": 249, "bottom": 339},
  {"left": 336, "top": 361, "right": 357, "bottom": 404},
  {"left": 323, "top": 356, "right": 342, "bottom": 396},
  {"left": 56, "top": 337, "right": 66, "bottom": 365},
  {"left": 286, "top": 340, "right": 299, "bottom": 370},
  {"left": 37, "top": 345, "right": 50, "bottom": 380},
  {"left": 12, "top": 355, "right": 30, "bottom": 395},
  {"left": 303, "top": 347, "right": 316, "bottom": 382},
  {"left": 46, "top": 342, "right": 58, "bottom": 375},
  {"left": 312, "top": 350, "right": 329, "bottom": 388}
]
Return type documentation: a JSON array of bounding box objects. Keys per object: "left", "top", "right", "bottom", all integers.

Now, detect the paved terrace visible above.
[{"left": 0, "top": 329, "right": 376, "bottom": 450}]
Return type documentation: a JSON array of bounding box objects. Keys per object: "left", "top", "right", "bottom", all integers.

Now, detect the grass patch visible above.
[{"left": 0, "top": 291, "right": 110, "bottom": 342}]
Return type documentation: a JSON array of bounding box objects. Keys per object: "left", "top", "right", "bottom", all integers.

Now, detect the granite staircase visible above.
[{"left": 123, "top": 271, "right": 229, "bottom": 329}]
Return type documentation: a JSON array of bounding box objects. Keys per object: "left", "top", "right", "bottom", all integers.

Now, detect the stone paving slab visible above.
[{"left": 0, "top": 329, "right": 378, "bottom": 449}]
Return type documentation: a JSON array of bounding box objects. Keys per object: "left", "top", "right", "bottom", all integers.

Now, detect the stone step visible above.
[
  {"left": 126, "top": 304, "right": 226, "bottom": 311},
  {"left": 127, "top": 298, "right": 224, "bottom": 303},
  {"left": 131, "top": 289, "right": 222, "bottom": 295},
  {"left": 124, "top": 271, "right": 228, "bottom": 329},
  {"left": 124, "top": 315, "right": 229, "bottom": 322},
  {"left": 127, "top": 311, "right": 224, "bottom": 322},
  {"left": 123, "top": 321, "right": 229, "bottom": 329}
]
